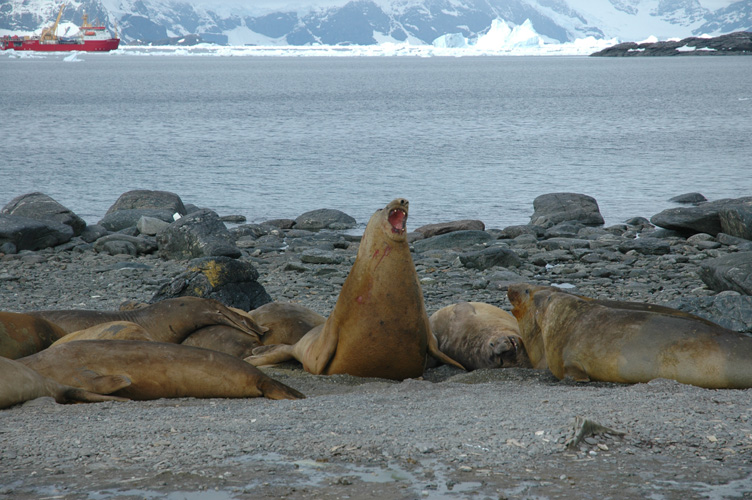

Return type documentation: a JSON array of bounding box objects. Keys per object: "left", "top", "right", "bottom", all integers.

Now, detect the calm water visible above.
[{"left": 1, "top": 54, "right": 750, "bottom": 231}]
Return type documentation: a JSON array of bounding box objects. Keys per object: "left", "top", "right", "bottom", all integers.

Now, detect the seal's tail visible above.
[{"left": 57, "top": 387, "right": 129, "bottom": 404}]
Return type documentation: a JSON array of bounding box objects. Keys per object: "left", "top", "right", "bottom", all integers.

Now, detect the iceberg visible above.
[
  {"left": 475, "top": 19, "right": 543, "bottom": 50},
  {"left": 432, "top": 32, "right": 469, "bottom": 48}
]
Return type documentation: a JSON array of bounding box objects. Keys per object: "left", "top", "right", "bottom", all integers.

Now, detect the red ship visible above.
[{"left": 1, "top": 4, "right": 119, "bottom": 52}]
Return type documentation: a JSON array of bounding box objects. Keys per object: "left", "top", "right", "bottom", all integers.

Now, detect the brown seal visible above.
[
  {"left": 51, "top": 321, "right": 154, "bottom": 346},
  {"left": 429, "top": 302, "right": 530, "bottom": 371},
  {"left": 18, "top": 340, "right": 305, "bottom": 400},
  {"left": 247, "top": 198, "right": 464, "bottom": 379},
  {"left": 28, "top": 297, "right": 266, "bottom": 344},
  {"left": 182, "top": 302, "right": 325, "bottom": 358},
  {"left": 0, "top": 356, "right": 127, "bottom": 409},
  {"left": 0, "top": 312, "right": 69, "bottom": 359},
  {"left": 507, "top": 283, "right": 752, "bottom": 388}
]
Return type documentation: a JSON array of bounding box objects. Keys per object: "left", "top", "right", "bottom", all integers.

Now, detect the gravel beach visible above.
[{"left": 2, "top": 203, "right": 752, "bottom": 500}]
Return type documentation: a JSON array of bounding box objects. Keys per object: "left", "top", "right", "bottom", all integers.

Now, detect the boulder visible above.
[
  {"left": 0, "top": 214, "right": 73, "bottom": 253},
  {"left": 650, "top": 197, "right": 752, "bottom": 237},
  {"left": 699, "top": 252, "right": 752, "bottom": 295},
  {"left": 719, "top": 200, "right": 752, "bottom": 241},
  {"left": 80, "top": 224, "right": 110, "bottom": 243},
  {"left": 106, "top": 189, "right": 187, "bottom": 216},
  {"left": 618, "top": 237, "right": 672, "bottom": 256},
  {"left": 530, "top": 193, "right": 604, "bottom": 228},
  {"left": 99, "top": 209, "right": 176, "bottom": 232},
  {"left": 411, "top": 230, "right": 493, "bottom": 253},
  {"left": 94, "top": 234, "right": 158, "bottom": 256},
  {"left": 2, "top": 192, "right": 86, "bottom": 237},
  {"left": 669, "top": 193, "right": 707, "bottom": 204},
  {"left": 497, "top": 224, "right": 544, "bottom": 240},
  {"left": 668, "top": 294, "right": 752, "bottom": 334},
  {"left": 414, "top": 219, "right": 485, "bottom": 238},
  {"left": 157, "top": 209, "right": 241, "bottom": 260},
  {"left": 149, "top": 256, "right": 272, "bottom": 310},
  {"left": 458, "top": 246, "right": 521, "bottom": 270},
  {"left": 294, "top": 208, "right": 356, "bottom": 231}
]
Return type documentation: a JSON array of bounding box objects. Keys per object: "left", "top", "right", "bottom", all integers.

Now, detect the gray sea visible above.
[{"left": 1, "top": 53, "right": 750, "bottom": 231}]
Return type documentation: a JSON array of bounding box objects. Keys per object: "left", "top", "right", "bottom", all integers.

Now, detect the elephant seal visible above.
[
  {"left": 181, "top": 303, "right": 325, "bottom": 358},
  {"left": 247, "top": 198, "right": 463, "bottom": 379},
  {"left": 29, "top": 297, "right": 267, "bottom": 344},
  {"left": 18, "top": 340, "right": 305, "bottom": 400},
  {"left": 507, "top": 283, "right": 752, "bottom": 389},
  {"left": 1, "top": 356, "right": 127, "bottom": 409},
  {"left": 0, "top": 312, "right": 69, "bottom": 359},
  {"left": 52, "top": 321, "right": 154, "bottom": 346},
  {"left": 429, "top": 302, "right": 531, "bottom": 371}
]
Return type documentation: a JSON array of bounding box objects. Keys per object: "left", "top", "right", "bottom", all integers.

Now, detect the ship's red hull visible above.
[{"left": 1, "top": 38, "right": 119, "bottom": 52}]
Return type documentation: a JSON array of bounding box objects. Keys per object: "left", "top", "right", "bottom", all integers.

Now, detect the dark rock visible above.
[
  {"left": 301, "top": 250, "right": 345, "bottom": 265},
  {"left": 668, "top": 294, "right": 752, "bottom": 334},
  {"left": 651, "top": 197, "right": 752, "bottom": 237},
  {"left": 539, "top": 238, "right": 592, "bottom": 251},
  {"left": 530, "top": 193, "right": 604, "bottom": 228},
  {"left": 231, "top": 223, "right": 280, "bottom": 240},
  {"left": 219, "top": 215, "right": 246, "bottom": 223},
  {"left": 79, "top": 224, "right": 110, "bottom": 243},
  {"left": 669, "top": 193, "right": 707, "bottom": 204},
  {"left": 156, "top": 209, "right": 241, "bottom": 260},
  {"left": 544, "top": 221, "right": 586, "bottom": 239},
  {"left": 458, "top": 246, "right": 521, "bottom": 270},
  {"left": 497, "top": 224, "right": 544, "bottom": 239},
  {"left": 414, "top": 219, "right": 485, "bottom": 238},
  {"left": 294, "top": 208, "right": 356, "bottom": 231},
  {"left": 137, "top": 216, "right": 171, "bottom": 236},
  {"left": 0, "top": 214, "right": 74, "bottom": 252},
  {"left": 412, "top": 230, "right": 493, "bottom": 253},
  {"left": 94, "top": 234, "right": 158, "bottom": 256},
  {"left": 716, "top": 233, "right": 752, "bottom": 251},
  {"left": 699, "top": 252, "right": 752, "bottom": 295},
  {"left": 263, "top": 219, "right": 296, "bottom": 229},
  {"left": 1, "top": 192, "right": 86, "bottom": 236},
  {"left": 99, "top": 209, "right": 176, "bottom": 232},
  {"left": 719, "top": 200, "right": 752, "bottom": 241},
  {"left": 618, "top": 237, "right": 672, "bottom": 256},
  {"left": 591, "top": 32, "right": 752, "bottom": 57},
  {"left": 150, "top": 256, "right": 271, "bottom": 310},
  {"left": 106, "top": 189, "right": 187, "bottom": 216}
]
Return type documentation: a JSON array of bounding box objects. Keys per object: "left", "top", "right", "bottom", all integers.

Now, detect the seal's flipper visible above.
[
  {"left": 245, "top": 344, "right": 295, "bottom": 366},
  {"left": 58, "top": 387, "right": 128, "bottom": 404},
  {"left": 258, "top": 379, "right": 306, "bottom": 400},
  {"left": 426, "top": 327, "right": 465, "bottom": 370}
]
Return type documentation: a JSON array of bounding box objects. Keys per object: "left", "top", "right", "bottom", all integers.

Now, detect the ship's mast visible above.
[{"left": 39, "top": 3, "right": 65, "bottom": 43}]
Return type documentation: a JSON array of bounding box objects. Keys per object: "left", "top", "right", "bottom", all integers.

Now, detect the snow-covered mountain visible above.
[{"left": 0, "top": 0, "right": 749, "bottom": 46}]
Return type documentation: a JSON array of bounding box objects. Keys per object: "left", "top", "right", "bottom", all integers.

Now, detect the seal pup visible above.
[
  {"left": 0, "top": 311, "right": 69, "bottom": 359},
  {"left": 18, "top": 340, "right": 305, "bottom": 401},
  {"left": 507, "top": 283, "right": 752, "bottom": 389},
  {"left": 0, "top": 356, "right": 127, "bottom": 409},
  {"left": 429, "top": 302, "right": 530, "bottom": 371},
  {"left": 29, "top": 297, "right": 267, "bottom": 344},
  {"left": 247, "top": 198, "right": 463, "bottom": 379},
  {"left": 51, "top": 321, "right": 154, "bottom": 346}
]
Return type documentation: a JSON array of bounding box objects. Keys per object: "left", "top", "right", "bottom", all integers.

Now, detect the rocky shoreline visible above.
[
  {"left": 2, "top": 190, "right": 752, "bottom": 499},
  {"left": 590, "top": 31, "right": 752, "bottom": 57}
]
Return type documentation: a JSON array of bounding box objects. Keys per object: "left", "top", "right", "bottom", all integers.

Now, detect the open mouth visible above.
[{"left": 388, "top": 208, "right": 407, "bottom": 234}]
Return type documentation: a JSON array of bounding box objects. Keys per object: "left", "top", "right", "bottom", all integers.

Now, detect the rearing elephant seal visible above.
[
  {"left": 429, "top": 302, "right": 530, "bottom": 371},
  {"left": 29, "top": 297, "right": 266, "bottom": 344},
  {"left": 18, "top": 340, "right": 305, "bottom": 401},
  {"left": 247, "top": 198, "right": 464, "bottom": 379},
  {"left": 507, "top": 283, "right": 752, "bottom": 389}
]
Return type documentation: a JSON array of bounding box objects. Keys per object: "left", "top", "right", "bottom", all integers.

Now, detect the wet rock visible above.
[
  {"left": 1, "top": 192, "right": 86, "bottom": 236},
  {"left": 530, "top": 193, "right": 604, "bottom": 228},
  {"left": 99, "top": 209, "right": 176, "bottom": 232},
  {"left": 698, "top": 252, "right": 752, "bottom": 295},
  {"left": 668, "top": 294, "right": 752, "bottom": 333},
  {"left": 80, "top": 224, "right": 109, "bottom": 244},
  {"left": 650, "top": 197, "right": 752, "bottom": 237},
  {"left": 294, "top": 208, "right": 356, "bottom": 231},
  {"left": 669, "top": 193, "right": 707, "bottom": 204},
  {"left": 156, "top": 209, "right": 241, "bottom": 260},
  {"left": 719, "top": 200, "right": 752, "bottom": 241},
  {"left": 0, "top": 214, "right": 74, "bottom": 253},
  {"left": 414, "top": 220, "right": 485, "bottom": 238},
  {"left": 150, "top": 256, "right": 272, "bottom": 310}
]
